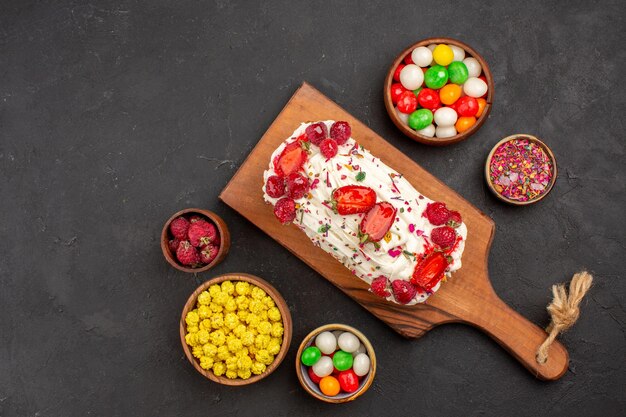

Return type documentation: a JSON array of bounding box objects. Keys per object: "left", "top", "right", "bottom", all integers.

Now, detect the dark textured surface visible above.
[{"left": 1, "top": 1, "right": 624, "bottom": 416}]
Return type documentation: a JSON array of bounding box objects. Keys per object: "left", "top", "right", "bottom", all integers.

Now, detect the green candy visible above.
[
  {"left": 412, "top": 87, "right": 422, "bottom": 97},
  {"left": 424, "top": 65, "right": 449, "bottom": 89},
  {"left": 448, "top": 61, "right": 469, "bottom": 85},
  {"left": 408, "top": 109, "right": 433, "bottom": 131},
  {"left": 332, "top": 350, "right": 353, "bottom": 371},
  {"left": 301, "top": 346, "right": 321, "bottom": 366}
]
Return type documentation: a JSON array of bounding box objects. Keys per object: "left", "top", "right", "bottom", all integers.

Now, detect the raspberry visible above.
[
  {"left": 425, "top": 202, "right": 451, "bottom": 226},
  {"left": 188, "top": 220, "right": 218, "bottom": 247},
  {"left": 266, "top": 175, "right": 286, "bottom": 198},
  {"left": 391, "top": 280, "right": 417, "bottom": 304},
  {"left": 169, "top": 216, "right": 190, "bottom": 240},
  {"left": 305, "top": 122, "right": 328, "bottom": 146},
  {"left": 329, "top": 121, "right": 351, "bottom": 145},
  {"left": 199, "top": 244, "right": 219, "bottom": 264},
  {"left": 285, "top": 172, "right": 310, "bottom": 199},
  {"left": 370, "top": 276, "right": 391, "bottom": 298},
  {"left": 176, "top": 240, "right": 199, "bottom": 266},
  {"left": 319, "top": 138, "right": 338, "bottom": 159},
  {"left": 273, "top": 197, "right": 296, "bottom": 224},
  {"left": 448, "top": 210, "right": 462, "bottom": 228},
  {"left": 430, "top": 226, "right": 456, "bottom": 249},
  {"left": 168, "top": 238, "right": 180, "bottom": 253}
]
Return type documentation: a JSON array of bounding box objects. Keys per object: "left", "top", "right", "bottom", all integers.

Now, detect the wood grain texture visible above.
[{"left": 219, "top": 82, "right": 568, "bottom": 381}]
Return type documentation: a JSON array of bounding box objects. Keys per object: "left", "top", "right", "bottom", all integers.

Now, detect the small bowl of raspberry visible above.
[{"left": 161, "top": 208, "right": 230, "bottom": 273}]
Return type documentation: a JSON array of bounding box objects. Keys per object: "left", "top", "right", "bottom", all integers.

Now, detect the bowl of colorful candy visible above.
[
  {"left": 161, "top": 208, "right": 230, "bottom": 273},
  {"left": 384, "top": 37, "right": 494, "bottom": 146},
  {"left": 180, "top": 273, "right": 293, "bottom": 386},
  {"left": 296, "top": 324, "right": 376, "bottom": 403},
  {"left": 485, "top": 134, "right": 557, "bottom": 205}
]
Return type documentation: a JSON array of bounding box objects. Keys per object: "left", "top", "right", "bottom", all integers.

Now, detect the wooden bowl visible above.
[
  {"left": 384, "top": 37, "right": 494, "bottom": 146},
  {"left": 295, "top": 324, "right": 376, "bottom": 403},
  {"left": 161, "top": 208, "right": 230, "bottom": 273},
  {"left": 180, "top": 273, "right": 293, "bottom": 386},
  {"left": 485, "top": 134, "right": 557, "bottom": 205}
]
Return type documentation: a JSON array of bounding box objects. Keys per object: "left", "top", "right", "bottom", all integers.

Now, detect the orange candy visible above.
[
  {"left": 476, "top": 98, "right": 487, "bottom": 117},
  {"left": 455, "top": 116, "right": 477, "bottom": 133},
  {"left": 439, "top": 84, "right": 462, "bottom": 105},
  {"left": 319, "top": 375, "right": 341, "bottom": 396}
]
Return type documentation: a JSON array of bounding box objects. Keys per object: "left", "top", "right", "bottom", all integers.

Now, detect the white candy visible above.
[
  {"left": 463, "top": 77, "right": 488, "bottom": 98},
  {"left": 449, "top": 45, "right": 466, "bottom": 62},
  {"left": 352, "top": 353, "right": 371, "bottom": 377},
  {"left": 395, "top": 107, "right": 409, "bottom": 125},
  {"left": 427, "top": 43, "right": 438, "bottom": 52},
  {"left": 315, "top": 331, "right": 337, "bottom": 355},
  {"left": 312, "top": 356, "right": 334, "bottom": 377},
  {"left": 463, "top": 57, "right": 482, "bottom": 78},
  {"left": 337, "top": 332, "right": 360, "bottom": 353},
  {"left": 417, "top": 123, "right": 435, "bottom": 137},
  {"left": 399, "top": 64, "right": 423, "bottom": 90},
  {"left": 436, "top": 125, "right": 457, "bottom": 138},
  {"left": 352, "top": 343, "right": 367, "bottom": 356},
  {"left": 411, "top": 46, "right": 433, "bottom": 67},
  {"left": 434, "top": 107, "right": 458, "bottom": 127}
]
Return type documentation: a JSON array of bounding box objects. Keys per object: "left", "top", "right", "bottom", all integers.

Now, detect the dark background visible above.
[{"left": 1, "top": 1, "right": 624, "bottom": 416}]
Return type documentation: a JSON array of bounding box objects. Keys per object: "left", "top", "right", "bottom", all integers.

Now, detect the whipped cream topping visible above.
[{"left": 263, "top": 121, "right": 467, "bottom": 304}]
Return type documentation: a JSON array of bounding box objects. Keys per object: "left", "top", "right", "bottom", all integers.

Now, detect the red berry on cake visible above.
[
  {"left": 274, "top": 139, "right": 308, "bottom": 177},
  {"left": 273, "top": 197, "right": 296, "bottom": 224},
  {"left": 359, "top": 202, "right": 397, "bottom": 244},
  {"left": 447, "top": 210, "right": 462, "bottom": 228},
  {"left": 330, "top": 185, "right": 376, "bottom": 215},
  {"left": 176, "top": 240, "right": 199, "bottom": 266},
  {"left": 329, "top": 121, "right": 351, "bottom": 145},
  {"left": 425, "top": 202, "right": 451, "bottom": 226},
  {"left": 319, "top": 138, "right": 338, "bottom": 159},
  {"left": 370, "top": 276, "right": 391, "bottom": 298},
  {"left": 199, "top": 244, "right": 219, "bottom": 264},
  {"left": 391, "top": 279, "right": 417, "bottom": 304},
  {"left": 305, "top": 122, "right": 328, "bottom": 146},
  {"left": 188, "top": 220, "right": 217, "bottom": 247},
  {"left": 169, "top": 216, "right": 190, "bottom": 240},
  {"left": 286, "top": 172, "right": 310, "bottom": 199},
  {"left": 411, "top": 252, "right": 448, "bottom": 291},
  {"left": 430, "top": 226, "right": 456, "bottom": 249},
  {"left": 266, "top": 175, "right": 286, "bottom": 198}
]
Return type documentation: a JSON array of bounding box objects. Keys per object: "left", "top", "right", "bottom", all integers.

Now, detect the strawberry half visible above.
[
  {"left": 274, "top": 138, "right": 309, "bottom": 177},
  {"left": 330, "top": 185, "right": 376, "bottom": 215},
  {"left": 410, "top": 251, "right": 449, "bottom": 291},
  {"left": 359, "top": 202, "right": 397, "bottom": 245}
]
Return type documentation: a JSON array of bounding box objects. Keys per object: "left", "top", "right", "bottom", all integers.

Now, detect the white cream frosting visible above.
[{"left": 263, "top": 121, "right": 467, "bottom": 304}]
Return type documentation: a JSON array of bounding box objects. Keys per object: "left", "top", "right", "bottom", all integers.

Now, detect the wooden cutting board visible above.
[{"left": 219, "top": 82, "right": 568, "bottom": 381}]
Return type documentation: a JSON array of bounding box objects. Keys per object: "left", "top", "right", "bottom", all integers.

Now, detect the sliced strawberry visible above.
[
  {"left": 410, "top": 251, "right": 449, "bottom": 290},
  {"left": 274, "top": 139, "right": 308, "bottom": 177},
  {"left": 330, "top": 185, "right": 376, "bottom": 215},
  {"left": 359, "top": 202, "right": 397, "bottom": 244}
]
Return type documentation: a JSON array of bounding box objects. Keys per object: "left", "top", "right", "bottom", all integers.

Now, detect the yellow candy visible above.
[
  {"left": 221, "top": 280, "right": 235, "bottom": 295},
  {"left": 210, "top": 313, "right": 224, "bottom": 329},
  {"left": 196, "top": 330, "right": 210, "bottom": 345},
  {"left": 270, "top": 322, "right": 284, "bottom": 338},
  {"left": 248, "top": 345, "right": 258, "bottom": 355},
  {"left": 258, "top": 311, "right": 268, "bottom": 322},
  {"left": 433, "top": 44, "right": 454, "bottom": 66},
  {"left": 185, "top": 311, "right": 199, "bottom": 326},
  {"left": 217, "top": 345, "right": 231, "bottom": 361},
  {"left": 235, "top": 281, "right": 250, "bottom": 295},
  {"left": 240, "top": 331, "right": 254, "bottom": 347},
  {"left": 227, "top": 338, "right": 243, "bottom": 353},
  {"left": 208, "top": 285, "right": 221, "bottom": 298},
  {"left": 251, "top": 287, "right": 266, "bottom": 300},
  {"left": 246, "top": 314, "right": 260, "bottom": 328},
  {"left": 255, "top": 334, "right": 270, "bottom": 349},
  {"left": 237, "top": 310, "right": 249, "bottom": 322},
  {"left": 197, "top": 291, "right": 211, "bottom": 305},
  {"left": 209, "top": 330, "right": 226, "bottom": 346},
  {"left": 255, "top": 349, "right": 274, "bottom": 366},
  {"left": 213, "top": 291, "right": 229, "bottom": 306},
  {"left": 237, "top": 355, "right": 252, "bottom": 371},
  {"left": 199, "top": 319, "right": 211, "bottom": 331},
  {"left": 225, "top": 356, "right": 238, "bottom": 371},
  {"left": 225, "top": 370, "right": 238, "bottom": 379},
  {"left": 197, "top": 305, "right": 211, "bottom": 319},
  {"left": 251, "top": 361, "right": 266, "bottom": 375},
  {"left": 200, "top": 356, "right": 214, "bottom": 370},
  {"left": 262, "top": 296, "right": 275, "bottom": 309},
  {"left": 185, "top": 333, "right": 198, "bottom": 347},
  {"left": 202, "top": 343, "right": 217, "bottom": 357},
  {"left": 192, "top": 346, "right": 204, "bottom": 358},
  {"left": 237, "top": 369, "right": 252, "bottom": 379},
  {"left": 224, "top": 313, "right": 239, "bottom": 330},
  {"left": 224, "top": 298, "right": 237, "bottom": 312},
  {"left": 212, "top": 361, "right": 226, "bottom": 376},
  {"left": 257, "top": 321, "right": 272, "bottom": 335},
  {"left": 233, "top": 324, "right": 247, "bottom": 338},
  {"left": 267, "top": 307, "right": 281, "bottom": 322},
  {"left": 267, "top": 338, "right": 281, "bottom": 355},
  {"left": 208, "top": 302, "right": 223, "bottom": 314},
  {"left": 187, "top": 325, "right": 199, "bottom": 334},
  {"left": 235, "top": 295, "right": 250, "bottom": 310},
  {"left": 248, "top": 300, "right": 264, "bottom": 314}
]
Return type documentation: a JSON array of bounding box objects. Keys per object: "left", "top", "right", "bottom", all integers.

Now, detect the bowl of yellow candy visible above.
[{"left": 180, "top": 273, "right": 292, "bottom": 386}]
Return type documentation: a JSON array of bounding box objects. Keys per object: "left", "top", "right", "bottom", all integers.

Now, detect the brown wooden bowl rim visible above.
[
  {"left": 484, "top": 134, "right": 558, "bottom": 205},
  {"left": 295, "top": 324, "right": 377, "bottom": 403},
  {"left": 384, "top": 37, "right": 494, "bottom": 146},
  {"left": 161, "top": 208, "right": 231, "bottom": 273},
  {"left": 179, "top": 272, "right": 293, "bottom": 386}
]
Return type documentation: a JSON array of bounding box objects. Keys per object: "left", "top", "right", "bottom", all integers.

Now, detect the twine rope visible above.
[{"left": 536, "top": 271, "right": 593, "bottom": 364}]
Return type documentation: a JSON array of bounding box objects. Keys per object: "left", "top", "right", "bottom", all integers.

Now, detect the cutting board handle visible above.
[{"left": 457, "top": 284, "right": 569, "bottom": 381}]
